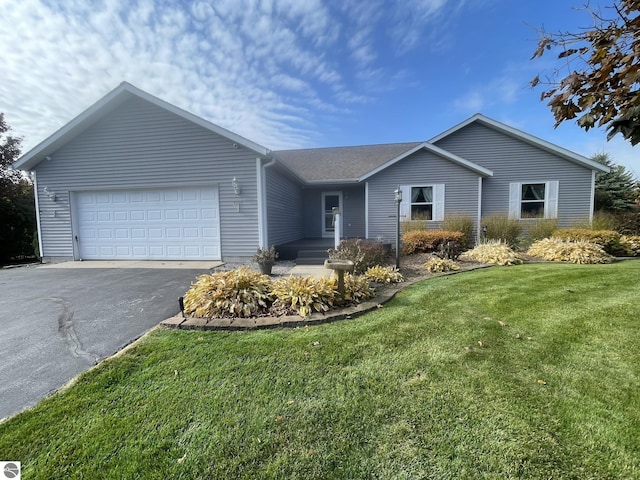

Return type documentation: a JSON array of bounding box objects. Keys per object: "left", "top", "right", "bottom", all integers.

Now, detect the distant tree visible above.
[
  {"left": 592, "top": 152, "right": 638, "bottom": 211},
  {"left": 531, "top": 1, "right": 640, "bottom": 145},
  {"left": 0, "top": 114, "right": 37, "bottom": 264}
]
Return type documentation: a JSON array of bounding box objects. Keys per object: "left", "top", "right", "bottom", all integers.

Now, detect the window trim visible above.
[
  {"left": 509, "top": 180, "right": 559, "bottom": 220},
  {"left": 399, "top": 184, "right": 445, "bottom": 222}
]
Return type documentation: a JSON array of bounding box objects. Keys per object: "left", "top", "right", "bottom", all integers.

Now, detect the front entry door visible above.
[{"left": 321, "top": 192, "right": 343, "bottom": 238}]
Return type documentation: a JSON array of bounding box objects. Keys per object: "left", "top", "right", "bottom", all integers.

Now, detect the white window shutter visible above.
[
  {"left": 399, "top": 185, "right": 411, "bottom": 220},
  {"left": 545, "top": 180, "right": 559, "bottom": 219},
  {"left": 434, "top": 184, "right": 445, "bottom": 221},
  {"left": 509, "top": 183, "right": 520, "bottom": 219}
]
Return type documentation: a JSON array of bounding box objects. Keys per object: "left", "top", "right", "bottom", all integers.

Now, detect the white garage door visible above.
[{"left": 75, "top": 186, "right": 220, "bottom": 260}]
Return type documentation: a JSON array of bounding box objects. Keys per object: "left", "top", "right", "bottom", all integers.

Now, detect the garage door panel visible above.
[{"left": 76, "top": 187, "right": 220, "bottom": 260}]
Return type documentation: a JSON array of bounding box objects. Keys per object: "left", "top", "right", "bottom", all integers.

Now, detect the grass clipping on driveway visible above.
[{"left": 1, "top": 262, "right": 639, "bottom": 479}]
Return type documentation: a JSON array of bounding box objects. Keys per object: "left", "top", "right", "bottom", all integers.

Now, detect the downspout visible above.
[
  {"left": 31, "top": 171, "right": 44, "bottom": 259},
  {"left": 257, "top": 155, "right": 277, "bottom": 248},
  {"left": 477, "top": 177, "right": 483, "bottom": 245},
  {"left": 589, "top": 170, "right": 596, "bottom": 223}
]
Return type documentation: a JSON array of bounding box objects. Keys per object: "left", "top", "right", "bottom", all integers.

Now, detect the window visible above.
[
  {"left": 399, "top": 184, "right": 445, "bottom": 222},
  {"left": 520, "top": 183, "right": 545, "bottom": 218},
  {"left": 509, "top": 181, "right": 559, "bottom": 219},
  {"left": 411, "top": 186, "right": 433, "bottom": 220}
]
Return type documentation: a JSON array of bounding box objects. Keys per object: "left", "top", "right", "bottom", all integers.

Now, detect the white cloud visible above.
[{"left": 0, "top": 0, "right": 352, "bottom": 152}]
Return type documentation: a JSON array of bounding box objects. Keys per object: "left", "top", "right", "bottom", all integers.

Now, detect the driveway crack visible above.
[{"left": 48, "top": 297, "right": 98, "bottom": 364}]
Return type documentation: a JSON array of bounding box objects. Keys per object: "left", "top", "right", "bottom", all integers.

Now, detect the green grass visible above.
[{"left": 2, "top": 262, "right": 639, "bottom": 479}]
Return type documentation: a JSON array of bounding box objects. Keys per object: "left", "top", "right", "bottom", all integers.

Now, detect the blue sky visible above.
[{"left": 1, "top": 0, "right": 637, "bottom": 177}]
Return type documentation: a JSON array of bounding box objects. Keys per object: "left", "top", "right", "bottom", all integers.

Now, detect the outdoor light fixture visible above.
[
  {"left": 43, "top": 186, "right": 57, "bottom": 202},
  {"left": 232, "top": 177, "right": 241, "bottom": 195},
  {"left": 394, "top": 186, "right": 402, "bottom": 269}
]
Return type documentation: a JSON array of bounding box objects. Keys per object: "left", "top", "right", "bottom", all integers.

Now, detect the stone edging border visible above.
[{"left": 159, "top": 264, "right": 494, "bottom": 331}]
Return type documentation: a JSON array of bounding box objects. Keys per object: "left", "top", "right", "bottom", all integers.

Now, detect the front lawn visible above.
[{"left": 1, "top": 262, "right": 639, "bottom": 479}]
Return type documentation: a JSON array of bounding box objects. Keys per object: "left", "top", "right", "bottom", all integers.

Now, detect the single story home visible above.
[{"left": 13, "top": 82, "right": 609, "bottom": 263}]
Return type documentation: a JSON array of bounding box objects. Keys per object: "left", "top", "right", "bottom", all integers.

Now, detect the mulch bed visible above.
[{"left": 160, "top": 254, "right": 489, "bottom": 331}]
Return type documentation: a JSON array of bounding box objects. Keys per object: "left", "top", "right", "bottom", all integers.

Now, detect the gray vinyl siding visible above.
[
  {"left": 302, "top": 185, "right": 366, "bottom": 239},
  {"left": 367, "top": 150, "right": 481, "bottom": 242},
  {"left": 265, "top": 165, "right": 304, "bottom": 245},
  {"left": 434, "top": 123, "right": 594, "bottom": 227},
  {"left": 34, "top": 97, "right": 262, "bottom": 260}
]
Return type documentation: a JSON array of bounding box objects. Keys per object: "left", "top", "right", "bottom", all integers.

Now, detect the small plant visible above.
[
  {"left": 328, "top": 238, "right": 387, "bottom": 274},
  {"left": 527, "top": 238, "right": 614, "bottom": 264},
  {"left": 253, "top": 245, "right": 279, "bottom": 274},
  {"left": 425, "top": 257, "right": 460, "bottom": 273},
  {"left": 553, "top": 228, "right": 624, "bottom": 255},
  {"left": 253, "top": 245, "right": 279, "bottom": 263},
  {"left": 435, "top": 240, "right": 464, "bottom": 260},
  {"left": 620, "top": 235, "right": 640, "bottom": 256},
  {"left": 441, "top": 214, "right": 475, "bottom": 248},
  {"left": 525, "top": 218, "right": 558, "bottom": 241},
  {"left": 401, "top": 230, "right": 464, "bottom": 254},
  {"left": 271, "top": 275, "right": 336, "bottom": 317},
  {"left": 343, "top": 273, "right": 375, "bottom": 302},
  {"left": 461, "top": 240, "right": 523, "bottom": 266},
  {"left": 481, "top": 213, "right": 522, "bottom": 246},
  {"left": 364, "top": 265, "right": 404, "bottom": 284},
  {"left": 183, "top": 267, "right": 272, "bottom": 318}
]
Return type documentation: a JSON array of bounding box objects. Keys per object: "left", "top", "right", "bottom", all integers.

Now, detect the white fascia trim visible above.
[
  {"left": 32, "top": 171, "right": 44, "bottom": 258},
  {"left": 429, "top": 113, "right": 609, "bottom": 173},
  {"left": 14, "top": 82, "right": 270, "bottom": 170},
  {"left": 358, "top": 142, "right": 493, "bottom": 181}
]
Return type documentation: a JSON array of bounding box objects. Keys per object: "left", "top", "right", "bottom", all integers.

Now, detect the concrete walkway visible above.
[{"left": 41, "top": 260, "right": 223, "bottom": 269}]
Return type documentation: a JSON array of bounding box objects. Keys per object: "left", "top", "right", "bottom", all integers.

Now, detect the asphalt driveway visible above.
[{"left": 0, "top": 264, "right": 214, "bottom": 420}]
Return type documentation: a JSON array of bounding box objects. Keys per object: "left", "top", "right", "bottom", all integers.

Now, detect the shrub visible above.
[
  {"left": 343, "top": 273, "right": 375, "bottom": 302},
  {"left": 481, "top": 213, "right": 522, "bottom": 246},
  {"left": 425, "top": 258, "right": 460, "bottom": 273},
  {"left": 553, "top": 228, "right": 624, "bottom": 255},
  {"left": 572, "top": 211, "right": 618, "bottom": 231},
  {"left": 328, "top": 238, "right": 388, "bottom": 274},
  {"left": 461, "top": 240, "right": 523, "bottom": 266},
  {"left": 527, "top": 238, "right": 614, "bottom": 264},
  {"left": 620, "top": 235, "right": 640, "bottom": 256},
  {"left": 364, "top": 265, "right": 404, "bottom": 284},
  {"left": 611, "top": 211, "right": 640, "bottom": 235},
  {"left": 525, "top": 218, "right": 558, "bottom": 241},
  {"left": 401, "top": 219, "right": 427, "bottom": 233},
  {"left": 401, "top": 230, "right": 464, "bottom": 254},
  {"left": 183, "top": 267, "right": 272, "bottom": 318},
  {"left": 441, "top": 214, "right": 475, "bottom": 248},
  {"left": 271, "top": 276, "right": 336, "bottom": 317},
  {"left": 401, "top": 211, "right": 429, "bottom": 233}
]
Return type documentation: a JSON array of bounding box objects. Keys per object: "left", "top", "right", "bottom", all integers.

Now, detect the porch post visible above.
[{"left": 333, "top": 207, "right": 341, "bottom": 249}]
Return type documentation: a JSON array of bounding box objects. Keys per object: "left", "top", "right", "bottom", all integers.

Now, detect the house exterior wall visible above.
[
  {"left": 433, "top": 122, "right": 595, "bottom": 227},
  {"left": 302, "top": 185, "right": 366, "bottom": 239},
  {"left": 367, "top": 150, "right": 481, "bottom": 242},
  {"left": 34, "top": 97, "right": 262, "bottom": 261},
  {"left": 265, "top": 164, "right": 304, "bottom": 245}
]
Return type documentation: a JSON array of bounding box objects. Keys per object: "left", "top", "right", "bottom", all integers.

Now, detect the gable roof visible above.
[
  {"left": 13, "top": 82, "right": 270, "bottom": 171},
  {"left": 429, "top": 113, "right": 610, "bottom": 173},
  {"left": 274, "top": 141, "right": 493, "bottom": 183},
  {"left": 274, "top": 142, "right": 422, "bottom": 183}
]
